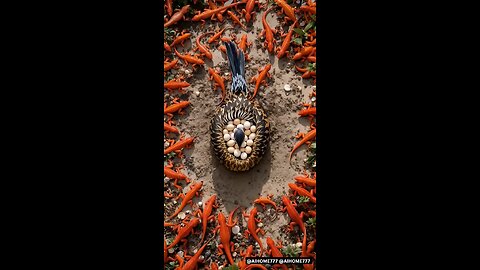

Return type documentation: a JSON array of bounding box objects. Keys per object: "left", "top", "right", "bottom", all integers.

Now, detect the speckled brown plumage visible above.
[{"left": 210, "top": 94, "right": 270, "bottom": 172}]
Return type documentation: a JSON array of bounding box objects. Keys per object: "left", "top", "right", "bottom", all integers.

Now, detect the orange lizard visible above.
[
  {"left": 164, "top": 79, "right": 190, "bottom": 92},
  {"left": 274, "top": 0, "right": 297, "bottom": 23},
  {"left": 174, "top": 49, "right": 205, "bottom": 69},
  {"left": 208, "top": 0, "right": 224, "bottom": 22},
  {"left": 164, "top": 136, "right": 195, "bottom": 157},
  {"left": 208, "top": 68, "right": 226, "bottom": 103},
  {"left": 166, "top": 217, "right": 200, "bottom": 249},
  {"left": 254, "top": 194, "right": 277, "bottom": 210},
  {"left": 242, "top": 0, "right": 258, "bottom": 23},
  {"left": 170, "top": 31, "right": 192, "bottom": 47},
  {"left": 250, "top": 64, "right": 271, "bottom": 99},
  {"left": 293, "top": 46, "right": 315, "bottom": 61},
  {"left": 276, "top": 22, "right": 296, "bottom": 59},
  {"left": 281, "top": 196, "right": 307, "bottom": 255},
  {"left": 211, "top": 262, "right": 219, "bottom": 270},
  {"left": 289, "top": 128, "right": 316, "bottom": 161},
  {"left": 298, "top": 107, "right": 316, "bottom": 117},
  {"left": 243, "top": 207, "right": 265, "bottom": 256},
  {"left": 164, "top": 161, "right": 190, "bottom": 189},
  {"left": 266, "top": 237, "right": 288, "bottom": 270},
  {"left": 164, "top": 121, "right": 179, "bottom": 134},
  {"left": 191, "top": 2, "right": 243, "bottom": 23},
  {"left": 237, "top": 34, "right": 251, "bottom": 61},
  {"left": 165, "top": 0, "right": 173, "bottom": 17},
  {"left": 167, "top": 181, "right": 203, "bottom": 220},
  {"left": 215, "top": 212, "right": 236, "bottom": 266},
  {"left": 227, "top": 10, "right": 246, "bottom": 30},
  {"left": 164, "top": 59, "right": 178, "bottom": 72},
  {"left": 260, "top": 7, "right": 276, "bottom": 53},
  {"left": 164, "top": 5, "right": 190, "bottom": 28},
  {"left": 195, "top": 32, "right": 214, "bottom": 60},
  {"left": 288, "top": 183, "right": 316, "bottom": 203},
  {"left": 238, "top": 245, "right": 254, "bottom": 270},
  {"left": 164, "top": 42, "right": 172, "bottom": 52},
  {"left": 196, "top": 195, "right": 218, "bottom": 244},
  {"left": 176, "top": 236, "right": 214, "bottom": 270},
  {"left": 164, "top": 100, "right": 190, "bottom": 119},
  {"left": 208, "top": 27, "right": 232, "bottom": 44}
]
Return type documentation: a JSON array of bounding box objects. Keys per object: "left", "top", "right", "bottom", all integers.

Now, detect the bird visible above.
[{"left": 210, "top": 41, "right": 270, "bottom": 172}]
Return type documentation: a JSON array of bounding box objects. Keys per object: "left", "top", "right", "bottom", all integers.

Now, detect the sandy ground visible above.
[{"left": 164, "top": 0, "right": 316, "bottom": 263}]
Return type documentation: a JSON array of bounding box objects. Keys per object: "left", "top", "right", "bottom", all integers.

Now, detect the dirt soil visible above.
[{"left": 164, "top": 0, "right": 316, "bottom": 267}]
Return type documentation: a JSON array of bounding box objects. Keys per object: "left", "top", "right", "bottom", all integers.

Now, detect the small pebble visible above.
[
  {"left": 232, "top": 225, "right": 240, "bottom": 234},
  {"left": 245, "top": 146, "right": 252, "bottom": 154},
  {"left": 178, "top": 251, "right": 184, "bottom": 258},
  {"left": 224, "top": 134, "right": 231, "bottom": 141},
  {"left": 249, "top": 133, "right": 256, "bottom": 140},
  {"left": 257, "top": 222, "right": 263, "bottom": 228},
  {"left": 199, "top": 255, "right": 204, "bottom": 261},
  {"left": 244, "top": 121, "right": 251, "bottom": 129},
  {"left": 164, "top": 141, "right": 170, "bottom": 148},
  {"left": 228, "top": 147, "right": 235, "bottom": 153},
  {"left": 193, "top": 249, "right": 198, "bottom": 254},
  {"left": 168, "top": 248, "right": 175, "bottom": 254},
  {"left": 246, "top": 140, "right": 254, "bottom": 146},
  {"left": 284, "top": 84, "right": 291, "bottom": 91},
  {"left": 232, "top": 252, "right": 237, "bottom": 257},
  {"left": 234, "top": 149, "right": 241, "bottom": 157},
  {"left": 312, "top": 97, "right": 316, "bottom": 102},
  {"left": 227, "top": 140, "right": 235, "bottom": 147},
  {"left": 233, "top": 119, "right": 241, "bottom": 125},
  {"left": 241, "top": 152, "right": 247, "bottom": 159},
  {"left": 173, "top": 200, "right": 177, "bottom": 204},
  {"left": 227, "top": 124, "right": 235, "bottom": 131},
  {"left": 296, "top": 242, "right": 303, "bottom": 248},
  {"left": 178, "top": 212, "right": 186, "bottom": 219},
  {"left": 198, "top": 201, "right": 203, "bottom": 207},
  {"left": 194, "top": 90, "right": 200, "bottom": 96},
  {"left": 250, "top": 126, "right": 257, "bottom": 132}
]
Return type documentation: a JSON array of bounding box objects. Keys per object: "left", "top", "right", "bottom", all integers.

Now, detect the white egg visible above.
[
  {"left": 244, "top": 121, "right": 251, "bottom": 129},
  {"left": 234, "top": 128, "right": 238, "bottom": 133},
  {"left": 234, "top": 149, "right": 241, "bottom": 157},
  {"left": 241, "top": 141, "right": 246, "bottom": 148},
  {"left": 240, "top": 147, "right": 246, "bottom": 152},
  {"left": 235, "top": 144, "right": 239, "bottom": 149},
  {"left": 249, "top": 133, "right": 256, "bottom": 140},
  {"left": 250, "top": 126, "right": 256, "bottom": 132},
  {"left": 227, "top": 124, "right": 235, "bottom": 131},
  {"left": 227, "top": 140, "right": 235, "bottom": 147},
  {"left": 223, "top": 129, "right": 229, "bottom": 135},
  {"left": 244, "top": 135, "right": 248, "bottom": 142},
  {"left": 245, "top": 146, "right": 252, "bottom": 154},
  {"left": 230, "top": 133, "right": 234, "bottom": 138},
  {"left": 233, "top": 119, "right": 241, "bottom": 125},
  {"left": 228, "top": 121, "right": 233, "bottom": 125},
  {"left": 237, "top": 124, "right": 244, "bottom": 130},
  {"left": 246, "top": 139, "right": 254, "bottom": 146},
  {"left": 227, "top": 147, "right": 235, "bottom": 153},
  {"left": 245, "top": 130, "right": 251, "bottom": 136},
  {"left": 224, "top": 134, "right": 231, "bottom": 141},
  {"left": 240, "top": 152, "right": 247, "bottom": 159},
  {"left": 241, "top": 119, "right": 246, "bottom": 124}
]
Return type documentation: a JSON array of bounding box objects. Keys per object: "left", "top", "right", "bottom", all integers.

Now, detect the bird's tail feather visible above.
[{"left": 225, "top": 41, "right": 247, "bottom": 96}]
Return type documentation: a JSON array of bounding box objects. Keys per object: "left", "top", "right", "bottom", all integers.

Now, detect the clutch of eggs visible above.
[{"left": 223, "top": 119, "right": 257, "bottom": 160}]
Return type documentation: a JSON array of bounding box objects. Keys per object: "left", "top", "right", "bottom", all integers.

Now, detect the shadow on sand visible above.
[{"left": 211, "top": 146, "right": 272, "bottom": 213}]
